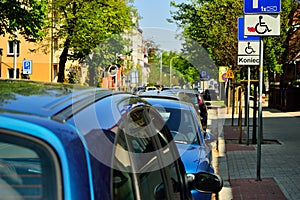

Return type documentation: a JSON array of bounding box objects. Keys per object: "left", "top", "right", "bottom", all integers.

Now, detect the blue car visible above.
[
  {"left": 0, "top": 80, "right": 222, "bottom": 200},
  {"left": 140, "top": 96, "right": 219, "bottom": 200}
]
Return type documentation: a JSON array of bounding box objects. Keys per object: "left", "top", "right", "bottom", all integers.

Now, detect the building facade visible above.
[{"left": 0, "top": 35, "right": 56, "bottom": 81}]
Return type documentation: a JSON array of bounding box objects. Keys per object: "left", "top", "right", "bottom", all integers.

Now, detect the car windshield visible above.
[{"left": 155, "top": 107, "right": 198, "bottom": 144}]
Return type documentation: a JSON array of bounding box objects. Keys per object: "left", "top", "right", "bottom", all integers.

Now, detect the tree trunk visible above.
[
  {"left": 57, "top": 40, "right": 70, "bottom": 83},
  {"left": 88, "top": 66, "right": 96, "bottom": 86}
]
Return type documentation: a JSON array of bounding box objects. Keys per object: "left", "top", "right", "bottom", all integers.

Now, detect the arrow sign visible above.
[{"left": 244, "top": 0, "right": 281, "bottom": 14}]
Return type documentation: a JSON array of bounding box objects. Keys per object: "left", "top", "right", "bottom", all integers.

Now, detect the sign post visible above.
[
  {"left": 242, "top": 0, "right": 281, "bottom": 181},
  {"left": 238, "top": 17, "right": 260, "bottom": 66},
  {"left": 237, "top": 17, "right": 260, "bottom": 147}
]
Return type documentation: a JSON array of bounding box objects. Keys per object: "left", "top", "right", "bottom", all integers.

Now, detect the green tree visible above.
[
  {"left": 148, "top": 51, "right": 188, "bottom": 87},
  {"left": 67, "top": 66, "right": 81, "bottom": 84},
  {"left": 170, "top": 0, "right": 295, "bottom": 82},
  {"left": 52, "top": 0, "right": 135, "bottom": 83},
  {"left": 84, "top": 35, "right": 132, "bottom": 87},
  {"left": 263, "top": 0, "right": 295, "bottom": 82},
  {"left": 179, "top": 38, "right": 218, "bottom": 83},
  {"left": 0, "top": 0, "right": 48, "bottom": 40},
  {"left": 170, "top": 0, "right": 242, "bottom": 69}
]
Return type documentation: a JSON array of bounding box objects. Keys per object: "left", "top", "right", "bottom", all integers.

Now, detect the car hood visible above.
[{"left": 176, "top": 143, "right": 212, "bottom": 174}]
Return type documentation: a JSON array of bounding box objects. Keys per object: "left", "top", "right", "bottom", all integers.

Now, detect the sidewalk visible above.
[{"left": 209, "top": 106, "right": 300, "bottom": 200}]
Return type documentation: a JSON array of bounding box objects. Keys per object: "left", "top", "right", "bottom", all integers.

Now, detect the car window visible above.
[
  {"left": 112, "top": 107, "right": 167, "bottom": 200},
  {"left": 0, "top": 129, "right": 62, "bottom": 200},
  {"left": 112, "top": 107, "right": 186, "bottom": 200},
  {"left": 179, "top": 92, "right": 198, "bottom": 104},
  {"left": 155, "top": 107, "right": 199, "bottom": 145},
  {"left": 147, "top": 108, "right": 187, "bottom": 200}
]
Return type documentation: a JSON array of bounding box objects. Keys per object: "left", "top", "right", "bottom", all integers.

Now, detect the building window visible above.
[
  {"left": 8, "top": 68, "right": 20, "bottom": 78},
  {"left": 7, "top": 41, "right": 20, "bottom": 56}
]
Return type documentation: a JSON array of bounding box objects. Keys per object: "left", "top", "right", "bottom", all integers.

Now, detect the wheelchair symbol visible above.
[
  {"left": 255, "top": 16, "right": 272, "bottom": 34},
  {"left": 245, "top": 42, "right": 255, "bottom": 55}
]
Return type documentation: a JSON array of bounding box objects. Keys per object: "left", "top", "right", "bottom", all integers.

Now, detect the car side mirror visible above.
[{"left": 187, "top": 172, "right": 223, "bottom": 193}]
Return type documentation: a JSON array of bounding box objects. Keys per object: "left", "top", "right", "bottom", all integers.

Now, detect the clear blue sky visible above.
[
  {"left": 133, "top": 0, "right": 186, "bottom": 51},
  {"left": 134, "top": 0, "right": 178, "bottom": 30}
]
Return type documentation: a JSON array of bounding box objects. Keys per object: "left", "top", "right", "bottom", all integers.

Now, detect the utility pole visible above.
[
  {"left": 13, "top": 40, "right": 18, "bottom": 79},
  {"left": 13, "top": 29, "right": 18, "bottom": 79},
  {"left": 160, "top": 52, "right": 162, "bottom": 85},
  {"left": 170, "top": 56, "right": 178, "bottom": 87},
  {"left": 0, "top": 48, "right": 2, "bottom": 77}
]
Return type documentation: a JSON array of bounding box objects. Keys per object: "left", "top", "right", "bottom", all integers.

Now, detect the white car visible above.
[{"left": 145, "top": 86, "right": 158, "bottom": 91}]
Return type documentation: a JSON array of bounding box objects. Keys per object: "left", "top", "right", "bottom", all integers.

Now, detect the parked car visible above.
[
  {"left": 140, "top": 90, "right": 200, "bottom": 118},
  {"left": 147, "top": 89, "right": 210, "bottom": 130},
  {"left": 133, "top": 86, "right": 145, "bottom": 94},
  {"left": 172, "top": 89, "right": 210, "bottom": 130},
  {"left": 145, "top": 86, "right": 158, "bottom": 91},
  {"left": 0, "top": 79, "right": 222, "bottom": 200},
  {"left": 139, "top": 95, "right": 220, "bottom": 200}
]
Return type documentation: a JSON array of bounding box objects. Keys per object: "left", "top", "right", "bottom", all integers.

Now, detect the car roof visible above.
[
  {"left": 169, "top": 88, "right": 200, "bottom": 94},
  {"left": 140, "top": 89, "right": 199, "bottom": 105},
  {"left": 0, "top": 80, "right": 123, "bottom": 119},
  {"left": 140, "top": 96, "right": 193, "bottom": 111},
  {"left": 139, "top": 90, "right": 180, "bottom": 99}
]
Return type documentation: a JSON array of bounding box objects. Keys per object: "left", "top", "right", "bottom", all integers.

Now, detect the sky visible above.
[{"left": 133, "top": 0, "right": 186, "bottom": 51}]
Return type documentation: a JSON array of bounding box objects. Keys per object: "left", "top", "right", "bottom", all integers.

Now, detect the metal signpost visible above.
[
  {"left": 200, "top": 70, "right": 209, "bottom": 91},
  {"left": 238, "top": 18, "right": 260, "bottom": 65},
  {"left": 238, "top": 17, "right": 260, "bottom": 146},
  {"left": 243, "top": 0, "right": 280, "bottom": 181}
]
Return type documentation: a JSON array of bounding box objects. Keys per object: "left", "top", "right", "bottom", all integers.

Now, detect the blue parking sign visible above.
[
  {"left": 200, "top": 70, "right": 208, "bottom": 79},
  {"left": 238, "top": 17, "right": 260, "bottom": 41},
  {"left": 22, "top": 60, "right": 32, "bottom": 74},
  {"left": 244, "top": 0, "right": 281, "bottom": 14}
]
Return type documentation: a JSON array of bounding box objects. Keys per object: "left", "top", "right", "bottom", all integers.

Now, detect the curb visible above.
[{"left": 216, "top": 136, "right": 233, "bottom": 200}]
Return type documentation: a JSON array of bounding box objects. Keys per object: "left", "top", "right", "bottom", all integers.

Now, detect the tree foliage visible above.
[
  {"left": 52, "top": 0, "right": 135, "bottom": 82},
  {"left": 84, "top": 35, "right": 132, "bottom": 86},
  {"left": 0, "top": 0, "right": 48, "bottom": 40},
  {"left": 147, "top": 50, "right": 190, "bottom": 87},
  {"left": 145, "top": 38, "right": 209, "bottom": 86},
  {"left": 170, "top": 0, "right": 243, "bottom": 69},
  {"left": 263, "top": 0, "right": 295, "bottom": 78},
  {"left": 170, "top": 0, "right": 297, "bottom": 81}
]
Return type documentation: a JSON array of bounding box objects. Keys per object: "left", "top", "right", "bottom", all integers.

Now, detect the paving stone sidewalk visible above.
[
  {"left": 209, "top": 107, "right": 300, "bottom": 200},
  {"left": 222, "top": 125, "right": 287, "bottom": 200}
]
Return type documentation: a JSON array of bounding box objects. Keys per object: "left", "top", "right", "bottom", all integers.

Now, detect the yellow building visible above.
[{"left": 0, "top": 34, "right": 59, "bottom": 82}]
